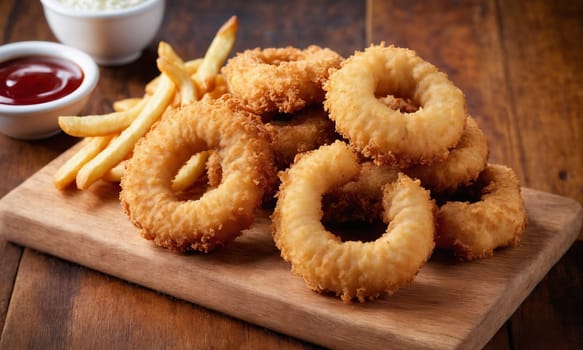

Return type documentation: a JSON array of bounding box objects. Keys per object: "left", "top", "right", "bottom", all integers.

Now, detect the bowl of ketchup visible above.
[{"left": 0, "top": 41, "right": 98, "bottom": 140}]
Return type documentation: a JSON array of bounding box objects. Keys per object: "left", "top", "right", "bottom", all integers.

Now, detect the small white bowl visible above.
[
  {"left": 41, "top": 0, "right": 165, "bottom": 66},
  {"left": 0, "top": 41, "right": 99, "bottom": 140}
]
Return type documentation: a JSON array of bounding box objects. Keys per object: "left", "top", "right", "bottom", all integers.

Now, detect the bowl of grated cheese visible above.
[{"left": 41, "top": 0, "right": 165, "bottom": 66}]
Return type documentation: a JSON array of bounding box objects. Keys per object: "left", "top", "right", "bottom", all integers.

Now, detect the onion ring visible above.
[
  {"left": 324, "top": 43, "right": 467, "bottom": 167},
  {"left": 378, "top": 95, "right": 419, "bottom": 114},
  {"left": 264, "top": 105, "right": 339, "bottom": 169},
  {"left": 222, "top": 45, "right": 342, "bottom": 114},
  {"left": 404, "top": 116, "right": 489, "bottom": 193},
  {"left": 273, "top": 141, "right": 435, "bottom": 302},
  {"left": 204, "top": 150, "right": 223, "bottom": 189},
  {"left": 120, "top": 96, "right": 276, "bottom": 253},
  {"left": 435, "top": 164, "right": 527, "bottom": 260},
  {"left": 322, "top": 161, "right": 398, "bottom": 223}
]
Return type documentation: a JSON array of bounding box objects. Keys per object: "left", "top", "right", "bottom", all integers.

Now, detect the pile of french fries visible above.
[{"left": 53, "top": 16, "right": 238, "bottom": 191}]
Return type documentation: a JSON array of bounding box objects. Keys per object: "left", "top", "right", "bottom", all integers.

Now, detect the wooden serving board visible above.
[{"left": 0, "top": 149, "right": 581, "bottom": 350}]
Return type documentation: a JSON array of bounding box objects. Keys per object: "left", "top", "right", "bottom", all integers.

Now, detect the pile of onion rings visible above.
[
  {"left": 122, "top": 41, "right": 526, "bottom": 300},
  {"left": 54, "top": 17, "right": 528, "bottom": 302}
]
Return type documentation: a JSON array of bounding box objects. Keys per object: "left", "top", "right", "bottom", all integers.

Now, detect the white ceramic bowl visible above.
[
  {"left": 0, "top": 41, "right": 99, "bottom": 140},
  {"left": 41, "top": 0, "right": 165, "bottom": 66}
]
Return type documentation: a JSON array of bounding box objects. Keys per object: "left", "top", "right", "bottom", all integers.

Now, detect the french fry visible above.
[
  {"left": 205, "top": 74, "right": 229, "bottom": 100},
  {"left": 157, "top": 56, "right": 197, "bottom": 106},
  {"left": 184, "top": 58, "right": 204, "bottom": 74},
  {"left": 75, "top": 71, "right": 176, "bottom": 190},
  {"left": 171, "top": 151, "right": 210, "bottom": 192},
  {"left": 145, "top": 58, "right": 203, "bottom": 96},
  {"left": 54, "top": 18, "right": 238, "bottom": 190},
  {"left": 156, "top": 42, "right": 203, "bottom": 105},
  {"left": 58, "top": 97, "right": 147, "bottom": 137},
  {"left": 103, "top": 159, "right": 127, "bottom": 182},
  {"left": 195, "top": 16, "right": 238, "bottom": 93},
  {"left": 113, "top": 97, "right": 143, "bottom": 112},
  {"left": 53, "top": 136, "right": 114, "bottom": 190},
  {"left": 144, "top": 75, "right": 160, "bottom": 96},
  {"left": 158, "top": 41, "right": 186, "bottom": 66}
]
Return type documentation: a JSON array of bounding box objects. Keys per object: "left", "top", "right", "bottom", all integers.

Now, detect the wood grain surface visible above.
[{"left": 1, "top": 0, "right": 582, "bottom": 349}]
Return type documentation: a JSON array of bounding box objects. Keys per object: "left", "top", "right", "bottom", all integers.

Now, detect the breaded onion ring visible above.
[
  {"left": 222, "top": 45, "right": 342, "bottom": 114},
  {"left": 324, "top": 43, "right": 467, "bottom": 167},
  {"left": 264, "top": 105, "right": 339, "bottom": 169},
  {"left": 120, "top": 96, "right": 276, "bottom": 253},
  {"left": 273, "top": 141, "right": 435, "bottom": 302},
  {"left": 404, "top": 116, "right": 489, "bottom": 193},
  {"left": 205, "top": 150, "right": 223, "bottom": 189},
  {"left": 322, "top": 161, "right": 398, "bottom": 223},
  {"left": 435, "top": 164, "right": 527, "bottom": 260},
  {"left": 378, "top": 95, "right": 419, "bottom": 114}
]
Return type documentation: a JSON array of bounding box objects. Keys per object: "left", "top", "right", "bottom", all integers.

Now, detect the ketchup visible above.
[{"left": 0, "top": 56, "right": 84, "bottom": 105}]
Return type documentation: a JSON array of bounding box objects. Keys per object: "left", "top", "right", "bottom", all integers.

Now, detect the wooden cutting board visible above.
[{"left": 0, "top": 149, "right": 581, "bottom": 350}]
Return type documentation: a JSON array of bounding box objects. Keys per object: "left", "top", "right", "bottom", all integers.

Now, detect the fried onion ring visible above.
[
  {"left": 404, "top": 116, "right": 489, "bottom": 194},
  {"left": 264, "top": 105, "right": 339, "bottom": 169},
  {"left": 324, "top": 43, "right": 466, "bottom": 167},
  {"left": 204, "top": 150, "right": 223, "bottom": 189},
  {"left": 435, "top": 164, "right": 527, "bottom": 260},
  {"left": 222, "top": 45, "right": 342, "bottom": 114},
  {"left": 273, "top": 141, "right": 435, "bottom": 302},
  {"left": 322, "top": 161, "right": 398, "bottom": 223},
  {"left": 120, "top": 96, "right": 276, "bottom": 253}
]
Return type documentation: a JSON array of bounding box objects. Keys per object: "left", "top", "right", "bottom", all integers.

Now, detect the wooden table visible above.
[{"left": 1, "top": 0, "right": 581, "bottom": 349}]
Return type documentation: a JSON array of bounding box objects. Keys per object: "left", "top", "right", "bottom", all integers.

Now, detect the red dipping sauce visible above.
[{"left": 0, "top": 56, "right": 84, "bottom": 106}]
